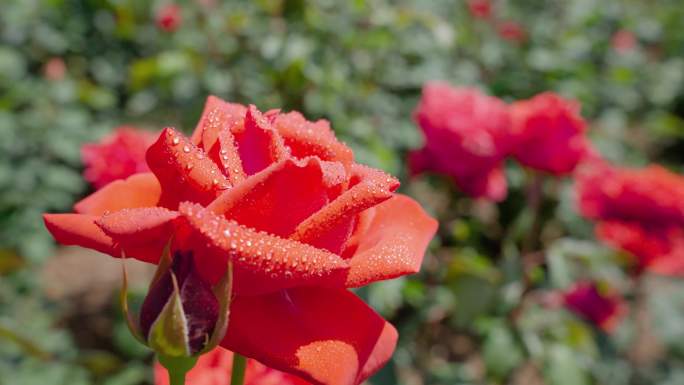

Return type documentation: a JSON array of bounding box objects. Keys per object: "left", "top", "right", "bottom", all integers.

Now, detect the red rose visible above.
[
  {"left": 44, "top": 96, "right": 437, "bottom": 385},
  {"left": 155, "top": 348, "right": 311, "bottom": 385},
  {"left": 467, "top": 0, "right": 492, "bottom": 19},
  {"left": 156, "top": 4, "right": 182, "bottom": 32},
  {"left": 82, "top": 126, "right": 157, "bottom": 190},
  {"left": 563, "top": 281, "right": 626, "bottom": 332},
  {"left": 410, "top": 82, "right": 512, "bottom": 201},
  {"left": 611, "top": 29, "right": 637, "bottom": 54},
  {"left": 576, "top": 162, "right": 684, "bottom": 274},
  {"left": 497, "top": 21, "right": 526, "bottom": 43},
  {"left": 510, "top": 92, "right": 590, "bottom": 175}
]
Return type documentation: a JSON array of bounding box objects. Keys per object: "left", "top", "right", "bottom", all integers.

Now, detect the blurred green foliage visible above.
[{"left": 1, "top": 0, "right": 684, "bottom": 384}]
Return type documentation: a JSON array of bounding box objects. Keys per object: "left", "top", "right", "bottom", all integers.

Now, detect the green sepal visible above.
[
  {"left": 147, "top": 271, "right": 191, "bottom": 357},
  {"left": 120, "top": 253, "right": 145, "bottom": 344}
]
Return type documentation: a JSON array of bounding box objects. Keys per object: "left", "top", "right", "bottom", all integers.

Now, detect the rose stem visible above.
[{"left": 230, "top": 353, "right": 247, "bottom": 385}]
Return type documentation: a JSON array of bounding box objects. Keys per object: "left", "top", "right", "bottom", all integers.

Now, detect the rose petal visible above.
[
  {"left": 272, "top": 111, "right": 354, "bottom": 167},
  {"left": 232, "top": 105, "right": 289, "bottom": 175},
  {"left": 210, "top": 128, "right": 247, "bottom": 185},
  {"left": 222, "top": 287, "right": 398, "bottom": 385},
  {"left": 191, "top": 95, "right": 247, "bottom": 151},
  {"left": 207, "top": 157, "right": 347, "bottom": 237},
  {"left": 178, "top": 202, "right": 349, "bottom": 295},
  {"left": 147, "top": 128, "right": 230, "bottom": 208},
  {"left": 291, "top": 164, "right": 399, "bottom": 254},
  {"left": 74, "top": 173, "right": 161, "bottom": 215},
  {"left": 344, "top": 194, "right": 437, "bottom": 287},
  {"left": 43, "top": 213, "right": 117, "bottom": 255},
  {"left": 95, "top": 207, "right": 178, "bottom": 245}
]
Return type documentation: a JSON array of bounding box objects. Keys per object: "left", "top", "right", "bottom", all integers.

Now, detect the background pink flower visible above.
[
  {"left": 563, "top": 281, "right": 626, "bottom": 332},
  {"left": 510, "top": 92, "right": 590, "bottom": 175},
  {"left": 156, "top": 4, "right": 182, "bottom": 32},
  {"left": 467, "top": 0, "right": 492, "bottom": 19},
  {"left": 410, "top": 82, "right": 512, "bottom": 201},
  {"left": 611, "top": 30, "right": 637, "bottom": 54},
  {"left": 81, "top": 126, "right": 157, "bottom": 189},
  {"left": 497, "top": 21, "right": 526, "bottom": 43}
]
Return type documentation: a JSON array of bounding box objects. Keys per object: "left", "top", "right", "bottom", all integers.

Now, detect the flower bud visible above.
[
  {"left": 140, "top": 251, "right": 219, "bottom": 356},
  {"left": 120, "top": 246, "right": 232, "bottom": 359}
]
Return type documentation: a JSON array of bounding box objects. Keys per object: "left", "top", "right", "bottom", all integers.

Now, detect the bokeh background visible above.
[{"left": 2, "top": 0, "right": 684, "bottom": 384}]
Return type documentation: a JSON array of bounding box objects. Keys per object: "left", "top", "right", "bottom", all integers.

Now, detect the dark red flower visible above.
[
  {"left": 611, "top": 29, "right": 637, "bottom": 54},
  {"left": 576, "top": 162, "right": 684, "bottom": 274},
  {"left": 510, "top": 92, "right": 590, "bottom": 175},
  {"left": 155, "top": 348, "right": 311, "bottom": 385},
  {"left": 43, "top": 57, "right": 66, "bottom": 81},
  {"left": 44, "top": 96, "right": 438, "bottom": 385},
  {"left": 82, "top": 127, "right": 157, "bottom": 189},
  {"left": 156, "top": 4, "right": 182, "bottom": 32},
  {"left": 563, "top": 281, "right": 626, "bottom": 332},
  {"left": 497, "top": 21, "right": 526, "bottom": 43},
  {"left": 467, "top": 0, "right": 492, "bottom": 19},
  {"left": 410, "top": 82, "right": 512, "bottom": 201}
]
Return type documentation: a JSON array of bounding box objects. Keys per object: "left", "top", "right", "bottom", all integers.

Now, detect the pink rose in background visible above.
[
  {"left": 467, "top": 0, "right": 492, "bottom": 19},
  {"left": 510, "top": 92, "right": 590, "bottom": 175},
  {"left": 611, "top": 30, "right": 637, "bottom": 54},
  {"left": 497, "top": 21, "right": 526, "bottom": 43},
  {"left": 156, "top": 4, "right": 182, "bottom": 32},
  {"left": 576, "top": 162, "right": 684, "bottom": 274},
  {"left": 82, "top": 127, "right": 157, "bottom": 189},
  {"left": 155, "top": 348, "right": 311, "bottom": 385},
  {"left": 43, "top": 57, "right": 66, "bottom": 81},
  {"left": 563, "top": 281, "right": 626, "bottom": 332},
  {"left": 410, "top": 82, "right": 512, "bottom": 201}
]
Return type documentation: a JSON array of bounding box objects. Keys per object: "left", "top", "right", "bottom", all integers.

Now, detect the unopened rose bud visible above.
[
  {"left": 120, "top": 245, "right": 232, "bottom": 363},
  {"left": 140, "top": 251, "right": 219, "bottom": 356}
]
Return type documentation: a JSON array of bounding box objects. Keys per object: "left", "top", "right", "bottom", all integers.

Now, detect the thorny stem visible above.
[{"left": 230, "top": 353, "right": 247, "bottom": 385}]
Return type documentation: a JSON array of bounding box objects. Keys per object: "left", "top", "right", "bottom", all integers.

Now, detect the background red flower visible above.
[
  {"left": 467, "top": 0, "right": 492, "bottom": 19},
  {"left": 81, "top": 126, "right": 157, "bottom": 190},
  {"left": 510, "top": 92, "right": 590, "bottom": 175},
  {"left": 576, "top": 162, "right": 684, "bottom": 274},
  {"left": 156, "top": 4, "right": 182, "bottom": 32},
  {"left": 410, "top": 82, "right": 512, "bottom": 201}
]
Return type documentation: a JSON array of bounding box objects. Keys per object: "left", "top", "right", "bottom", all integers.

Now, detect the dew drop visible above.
[
  {"left": 172, "top": 137, "right": 180, "bottom": 145},
  {"left": 183, "top": 145, "right": 191, "bottom": 153}
]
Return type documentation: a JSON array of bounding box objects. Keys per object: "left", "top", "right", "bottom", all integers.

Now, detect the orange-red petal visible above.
[
  {"left": 207, "top": 157, "right": 346, "bottom": 237},
  {"left": 43, "top": 213, "right": 118, "bottom": 255},
  {"left": 146, "top": 128, "right": 230, "bottom": 208},
  {"left": 232, "top": 105, "right": 289, "bottom": 175},
  {"left": 74, "top": 173, "right": 161, "bottom": 215},
  {"left": 222, "top": 287, "right": 398, "bottom": 385},
  {"left": 178, "top": 202, "right": 349, "bottom": 295},
  {"left": 344, "top": 194, "right": 437, "bottom": 287},
  {"left": 291, "top": 164, "right": 399, "bottom": 254},
  {"left": 191, "top": 95, "right": 247, "bottom": 151},
  {"left": 95, "top": 207, "right": 178, "bottom": 245},
  {"left": 272, "top": 111, "right": 354, "bottom": 168}
]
